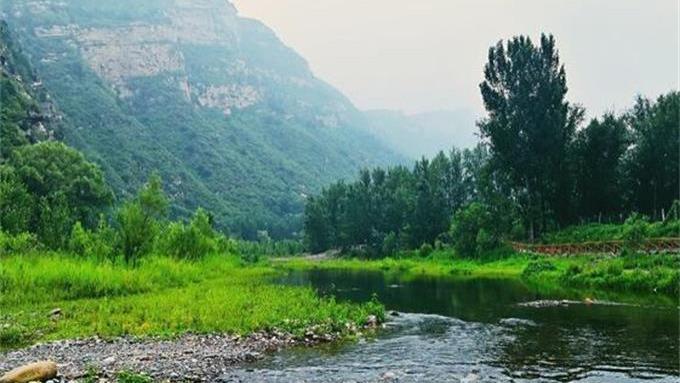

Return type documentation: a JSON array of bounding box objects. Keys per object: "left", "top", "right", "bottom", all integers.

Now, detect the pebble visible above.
[
  {"left": 0, "top": 324, "right": 371, "bottom": 382},
  {"left": 101, "top": 357, "right": 115, "bottom": 366},
  {"left": 48, "top": 309, "right": 62, "bottom": 318}
]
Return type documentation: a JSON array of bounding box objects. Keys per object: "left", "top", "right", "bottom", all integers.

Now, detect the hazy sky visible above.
[{"left": 232, "top": 0, "right": 678, "bottom": 118}]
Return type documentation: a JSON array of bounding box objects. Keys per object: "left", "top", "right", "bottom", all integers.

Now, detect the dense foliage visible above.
[
  {"left": 304, "top": 34, "right": 679, "bottom": 257},
  {"left": 1, "top": 142, "right": 112, "bottom": 248},
  {"left": 304, "top": 147, "right": 487, "bottom": 255}
]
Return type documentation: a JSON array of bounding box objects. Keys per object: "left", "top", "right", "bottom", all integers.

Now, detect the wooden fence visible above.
[{"left": 508, "top": 237, "right": 680, "bottom": 256}]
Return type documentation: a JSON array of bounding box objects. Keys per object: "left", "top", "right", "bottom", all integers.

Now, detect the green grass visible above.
[
  {"left": 541, "top": 220, "right": 679, "bottom": 243},
  {"left": 0, "top": 253, "right": 383, "bottom": 350},
  {"left": 280, "top": 250, "right": 532, "bottom": 280}
]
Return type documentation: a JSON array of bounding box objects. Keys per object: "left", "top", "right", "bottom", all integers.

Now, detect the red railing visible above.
[{"left": 508, "top": 237, "right": 680, "bottom": 255}]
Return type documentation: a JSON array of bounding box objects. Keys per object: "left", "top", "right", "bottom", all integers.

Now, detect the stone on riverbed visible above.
[
  {"left": 499, "top": 318, "right": 538, "bottom": 327},
  {"left": 517, "top": 300, "right": 577, "bottom": 308},
  {"left": 0, "top": 361, "right": 58, "bottom": 383}
]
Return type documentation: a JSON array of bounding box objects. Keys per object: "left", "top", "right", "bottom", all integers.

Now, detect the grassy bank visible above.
[
  {"left": 0, "top": 252, "right": 383, "bottom": 350},
  {"left": 280, "top": 251, "right": 528, "bottom": 279},
  {"left": 278, "top": 249, "right": 680, "bottom": 301}
]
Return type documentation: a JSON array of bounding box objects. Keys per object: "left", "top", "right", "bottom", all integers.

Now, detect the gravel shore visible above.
[{"left": 0, "top": 330, "right": 332, "bottom": 382}]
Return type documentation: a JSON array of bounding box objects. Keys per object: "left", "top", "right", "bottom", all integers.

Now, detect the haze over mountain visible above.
[
  {"left": 364, "top": 109, "right": 478, "bottom": 159},
  {"left": 233, "top": 0, "right": 677, "bottom": 119},
  {"left": 1, "top": 0, "right": 406, "bottom": 238}
]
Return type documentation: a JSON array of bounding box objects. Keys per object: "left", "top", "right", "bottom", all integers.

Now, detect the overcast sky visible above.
[{"left": 232, "top": 0, "right": 678, "bottom": 118}]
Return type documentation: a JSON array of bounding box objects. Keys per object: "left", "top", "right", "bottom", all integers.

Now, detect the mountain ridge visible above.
[{"left": 1, "top": 0, "right": 403, "bottom": 238}]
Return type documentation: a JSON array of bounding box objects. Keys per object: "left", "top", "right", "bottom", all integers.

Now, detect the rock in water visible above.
[{"left": 0, "top": 361, "right": 58, "bottom": 383}]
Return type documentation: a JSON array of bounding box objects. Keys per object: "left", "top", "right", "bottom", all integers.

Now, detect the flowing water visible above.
[{"left": 224, "top": 269, "right": 679, "bottom": 382}]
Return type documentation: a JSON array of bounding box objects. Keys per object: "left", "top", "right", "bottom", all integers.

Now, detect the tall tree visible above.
[
  {"left": 573, "top": 114, "right": 629, "bottom": 221},
  {"left": 478, "top": 34, "right": 583, "bottom": 239},
  {"left": 624, "top": 92, "right": 679, "bottom": 219}
]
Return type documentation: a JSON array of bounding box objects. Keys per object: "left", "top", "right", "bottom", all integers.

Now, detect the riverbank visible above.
[
  {"left": 0, "top": 253, "right": 383, "bottom": 356},
  {"left": 0, "top": 328, "right": 381, "bottom": 382},
  {"left": 277, "top": 249, "right": 680, "bottom": 304}
]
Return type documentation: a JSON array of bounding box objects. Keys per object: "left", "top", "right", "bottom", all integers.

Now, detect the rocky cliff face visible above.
[
  {"left": 2, "top": 0, "right": 400, "bottom": 237},
  {"left": 21, "top": 0, "right": 347, "bottom": 119},
  {"left": 0, "top": 20, "right": 58, "bottom": 151}
]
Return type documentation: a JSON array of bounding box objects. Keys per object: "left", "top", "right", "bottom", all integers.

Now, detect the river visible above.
[{"left": 224, "top": 268, "right": 679, "bottom": 382}]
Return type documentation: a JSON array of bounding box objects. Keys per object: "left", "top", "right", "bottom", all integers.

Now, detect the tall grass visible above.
[
  {"left": 0, "top": 253, "right": 383, "bottom": 350},
  {"left": 0, "top": 253, "right": 207, "bottom": 305}
]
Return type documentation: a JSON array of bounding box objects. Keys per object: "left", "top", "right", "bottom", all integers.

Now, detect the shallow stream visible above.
[{"left": 225, "top": 269, "right": 679, "bottom": 382}]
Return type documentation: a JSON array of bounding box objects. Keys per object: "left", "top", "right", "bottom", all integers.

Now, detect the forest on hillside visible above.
[
  {"left": 0, "top": 0, "right": 402, "bottom": 240},
  {"left": 304, "top": 35, "right": 679, "bottom": 257}
]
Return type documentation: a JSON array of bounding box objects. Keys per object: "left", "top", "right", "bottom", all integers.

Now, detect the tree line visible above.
[
  {"left": 304, "top": 34, "right": 679, "bottom": 257},
  {"left": 0, "top": 141, "right": 305, "bottom": 262}
]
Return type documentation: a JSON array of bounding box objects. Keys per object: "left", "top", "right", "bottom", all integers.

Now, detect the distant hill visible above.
[
  {"left": 1, "top": 0, "right": 403, "bottom": 238},
  {"left": 365, "top": 109, "right": 479, "bottom": 159}
]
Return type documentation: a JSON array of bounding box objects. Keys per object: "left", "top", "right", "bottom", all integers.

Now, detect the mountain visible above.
[
  {"left": 0, "top": 20, "right": 60, "bottom": 157},
  {"left": 1, "top": 0, "right": 402, "bottom": 238},
  {"left": 365, "top": 109, "right": 479, "bottom": 159}
]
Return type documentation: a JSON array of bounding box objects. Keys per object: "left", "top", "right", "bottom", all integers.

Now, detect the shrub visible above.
[
  {"left": 475, "top": 228, "right": 496, "bottom": 254},
  {"left": 117, "top": 174, "right": 168, "bottom": 264},
  {"left": 606, "top": 260, "right": 624, "bottom": 276},
  {"left": 156, "top": 209, "right": 217, "bottom": 261},
  {"left": 522, "top": 259, "right": 557, "bottom": 278},
  {"left": 0, "top": 231, "right": 40, "bottom": 256},
  {"left": 564, "top": 263, "right": 582, "bottom": 277},
  {"left": 381, "top": 232, "right": 398, "bottom": 257},
  {"left": 450, "top": 203, "right": 500, "bottom": 258},
  {"left": 68, "top": 218, "right": 117, "bottom": 261},
  {"left": 622, "top": 213, "right": 650, "bottom": 249},
  {"left": 419, "top": 243, "right": 434, "bottom": 257}
]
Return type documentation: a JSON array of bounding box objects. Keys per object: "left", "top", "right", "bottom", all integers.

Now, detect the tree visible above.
[
  {"left": 478, "top": 34, "right": 583, "bottom": 239},
  {"left": 0, "top": 165, "right": 33, "bottom": 234},
  {"left": 10, "top": 142, "right": 112, "bottom": 229},
  {"left": 3, "top": 142, "right": 111, "bottom": 247},
  {"left": 573, "top": 114, "right": 629, "bottom": 221},
  {"left": 117, "top": 173, "right": 168, "bottom": 264},
  {"left": 624, "top": 92, "right": 679, "bottom": 219},
  {"left": 303, "top": 196, "right": 330, "bottom": 253},
  {"left": 410, "top": 158, "right": 448, "bottom": 246},
  {"left": 450, "top": 202, "right": 499, "bottom": 258}
]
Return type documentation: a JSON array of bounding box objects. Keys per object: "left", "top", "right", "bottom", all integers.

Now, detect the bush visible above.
[
  {"left": 68, "top": 218, "right": 117, "bottom": 261},
  {"left": 564, "top": 263, "right": 582, "bottom": 277},
  {"left": 381, "top": 232, "right": 398, "bottom": 256},
  {"left": 522, "top": 259, "right": 557, "bottom": 278},
  {"left": 156, "top": 209, "right": 217, "bottom": 260},
  {"left": 419, "top": 243, "right": 433, "bottom": 257},
  {"left": 0, "top": 231, "right": 40, "bottom": 256},
  {"left": 475, "top": 228, "right": 496, "bottom": 254},
  {"left": 622, "top": 213, "right": 650, "bottom": 249},
  {"left": 117, "top": 174, "right": 168, "bottom": 264},
  {"left": 450, "top": 203, "right": 500, "bottom": 258}
]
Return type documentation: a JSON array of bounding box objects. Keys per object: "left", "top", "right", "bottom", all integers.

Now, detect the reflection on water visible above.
[{"left": 224, "top": 268, "right": 679, "bottom": 382}]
